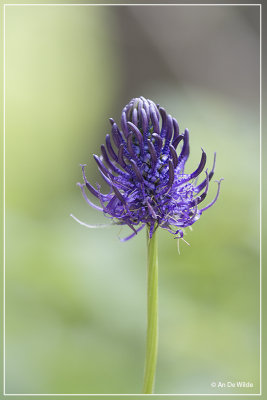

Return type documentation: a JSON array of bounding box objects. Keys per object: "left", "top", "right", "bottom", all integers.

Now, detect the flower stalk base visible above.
[{"left": 143, "top": 225, "right": 158, "bottom": 394}]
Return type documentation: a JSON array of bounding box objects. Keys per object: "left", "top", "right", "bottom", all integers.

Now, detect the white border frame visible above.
[{"left": 2, "top": 3, "right": 262, "bottom": 397}]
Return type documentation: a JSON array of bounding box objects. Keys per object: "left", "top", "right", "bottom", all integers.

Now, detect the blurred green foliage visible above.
[{"left": 4, "top": 4, "right": 260, "bottom": 397}]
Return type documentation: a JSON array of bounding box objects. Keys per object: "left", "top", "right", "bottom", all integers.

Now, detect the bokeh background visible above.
[{"left": 4, "top": 3, "right": 260, "bottom": 397}]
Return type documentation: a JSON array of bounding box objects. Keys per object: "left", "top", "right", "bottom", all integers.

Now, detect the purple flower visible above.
[{"left": 77, "top": 97, "right": 222, "bottom": 241}]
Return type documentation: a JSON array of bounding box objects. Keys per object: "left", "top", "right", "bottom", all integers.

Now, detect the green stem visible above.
[{"left": 142, "top": 225, "right": 158, "bottom": 394}]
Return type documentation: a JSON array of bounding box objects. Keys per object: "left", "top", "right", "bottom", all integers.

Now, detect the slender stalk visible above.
[{"left": 143, "top": 226, "right": 158, "bottom": 394}]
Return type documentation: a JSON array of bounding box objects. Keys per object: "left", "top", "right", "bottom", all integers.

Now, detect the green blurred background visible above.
[{"left": 3, "top": 3, "right": 260, "bottom": 396}]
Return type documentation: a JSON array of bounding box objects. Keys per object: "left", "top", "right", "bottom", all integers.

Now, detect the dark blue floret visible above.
[{"left": 78, "top": 97, "right": 222, "bottom": 240}]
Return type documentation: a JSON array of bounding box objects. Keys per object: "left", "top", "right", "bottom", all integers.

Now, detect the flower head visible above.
[{"left": 77, "top": 97, "right": 222, "bottom": 240}]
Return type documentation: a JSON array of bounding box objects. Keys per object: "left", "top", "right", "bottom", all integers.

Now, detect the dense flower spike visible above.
[{"left": 77, "top": 97, "right": 222, "bottom": 240}]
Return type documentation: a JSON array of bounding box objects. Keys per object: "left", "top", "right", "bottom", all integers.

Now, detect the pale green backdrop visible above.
[{"left": 4, "top": 3, "right": 260, "bottom": 397}]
